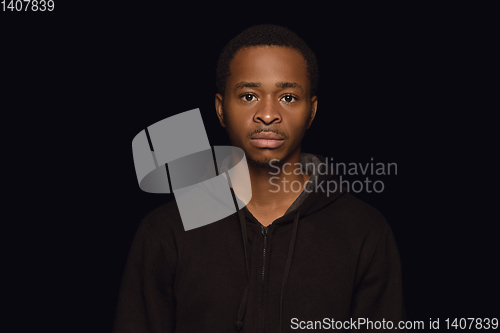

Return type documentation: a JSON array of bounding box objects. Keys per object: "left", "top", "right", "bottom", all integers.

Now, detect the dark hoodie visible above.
[{"left": 113, "top": 154, "right": 406, "bottom": 332}]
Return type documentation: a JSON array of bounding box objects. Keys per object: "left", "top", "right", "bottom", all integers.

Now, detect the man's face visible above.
[{"left": 216, "top": 46, "right": 317, "bottom": 167}]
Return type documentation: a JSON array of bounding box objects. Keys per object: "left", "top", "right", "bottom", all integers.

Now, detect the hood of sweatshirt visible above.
[{"left": 230, "top": 153, "right": 347, "bottom": 332}]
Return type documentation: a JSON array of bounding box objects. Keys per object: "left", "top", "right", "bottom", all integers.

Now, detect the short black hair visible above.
[{"left": 216, "top": 24, "right": 319, "bottom": 97}]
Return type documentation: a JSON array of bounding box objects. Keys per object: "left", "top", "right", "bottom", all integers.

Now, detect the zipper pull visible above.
[{"left": 261, "top": 225, "right": 268, "bottom": 236}]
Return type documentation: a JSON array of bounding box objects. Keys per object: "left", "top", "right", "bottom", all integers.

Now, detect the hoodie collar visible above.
[{"left": 238, "top": 153, "right": 346, "bottom": 225}]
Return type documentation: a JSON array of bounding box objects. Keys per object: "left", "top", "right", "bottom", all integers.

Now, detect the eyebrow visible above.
[
  {"left": 275, "top": 81, "right": 303, "bottom": 91},
  {"left": 233, "top": 81, "right": 303, "bottom": 92},
  {"left": 234, "top": 81, "right": 261, "bottom": 91}
]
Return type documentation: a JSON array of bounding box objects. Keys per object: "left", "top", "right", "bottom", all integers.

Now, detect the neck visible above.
[{"left": 245, "top": 149, "right": 310, "bottom": 220}]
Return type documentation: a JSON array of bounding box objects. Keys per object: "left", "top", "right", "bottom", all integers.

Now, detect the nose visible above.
[{"left": 253, "top": 97, "right": 282, "bottom": 125}]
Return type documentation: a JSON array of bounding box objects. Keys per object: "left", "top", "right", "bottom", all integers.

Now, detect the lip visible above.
[
  {"left": 250, "top": 132, "right": 285, "bottom": 149},
  {"left": 251, "top": 132, "right": 284, "bottom": 140}
]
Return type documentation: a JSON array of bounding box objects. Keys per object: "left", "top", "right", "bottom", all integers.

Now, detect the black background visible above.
[{"left": 2, "top": 3, "right": 497, "bottom": 332}]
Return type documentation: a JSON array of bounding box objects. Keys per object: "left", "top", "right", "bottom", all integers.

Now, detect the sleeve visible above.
[
  {"left": 112, "top": 221, "right": 176, "bottom": 333},
  {"left": 350, "top": 223, "right": 407, "bottom": 332}
]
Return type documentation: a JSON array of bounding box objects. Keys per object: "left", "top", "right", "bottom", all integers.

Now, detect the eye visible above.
[
  {"left": 281, "top": 94, "right": 297, "bottom": 103},
  {"left": 241, "top": 93, "right": 257, "bottom": 102}
]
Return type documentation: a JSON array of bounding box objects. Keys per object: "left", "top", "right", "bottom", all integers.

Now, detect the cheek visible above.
[
  {"left": 223, "top": 112, "right": 246, "bottom": 141},
  {"left": 224, "top": 111, "right": 243, "bottom": 131},
  {"left": 223, "top": 99, "right": 244, "bottom": 121},
  {"left": 289, "top": 111, "right": 312, "bottom": 130}
]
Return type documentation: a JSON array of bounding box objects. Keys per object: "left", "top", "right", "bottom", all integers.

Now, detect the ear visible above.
[
  {"left": 307, "top": 96, "right": 318, "bottom": 129},
  {"left": 215, "top": 93, "right": 226, "bottom": 128}
]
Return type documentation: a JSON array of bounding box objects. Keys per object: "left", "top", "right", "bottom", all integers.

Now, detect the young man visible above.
[{"left": 114, "top": 24, "right": 406, "bottom": 332}]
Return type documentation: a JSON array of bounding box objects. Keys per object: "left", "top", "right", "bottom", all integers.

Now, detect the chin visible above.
[
  {"left": 246, "top": 150, "right": 287, "bottom": 169},
  {"left": 247, "top": 157, "right": 278, "bottom": 168}
]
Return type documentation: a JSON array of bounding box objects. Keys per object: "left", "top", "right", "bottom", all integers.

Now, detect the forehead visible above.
[{"left": 228, "top": 46, "right": 309, "bottom": 89}]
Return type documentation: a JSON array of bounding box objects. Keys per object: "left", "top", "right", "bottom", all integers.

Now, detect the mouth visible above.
[{"left": 249, "top": 132, "right": 285, "bottom": 149}]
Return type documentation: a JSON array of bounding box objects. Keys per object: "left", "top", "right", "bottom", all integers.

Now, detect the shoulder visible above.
[
  {"left": 326, "top": 192, "right": 390, "bottom": 241},
  {"left": 130, "top": 199, "right": 182, "bottom": 271},
  {"left": 337, "top": 193, "right": 386, "bottom": 224},
  {"left": 322, "top": 194, "right": 400, "bottom": 271},
  {"left": 139, "top": 199, "right": 185, "bottom": 239}
]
